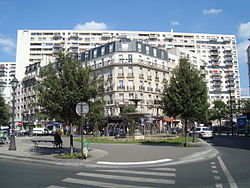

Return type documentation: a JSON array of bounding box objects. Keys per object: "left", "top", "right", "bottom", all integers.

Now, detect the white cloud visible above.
[
  {"left": 203, "top": 8, "right": 222, "bottom": 14},
  {"left": 73, "top": 21, "right": 108, "bottom": 30},
  {"left": 170, "top": 21, "right": 179, "bottom": 26},
  {"left": 237, "top": 40, "right": 249, "bottom": 64},
  {"left": 238, "top": 22, "right": 250, "bottom": 39},
  {"left": 0, "top": 36, "right": 15, "bottom": 53}
]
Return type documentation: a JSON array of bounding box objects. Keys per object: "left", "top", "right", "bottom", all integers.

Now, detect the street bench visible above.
[{"left": 31, "top": 140, "right": 56, "bottom": 147}]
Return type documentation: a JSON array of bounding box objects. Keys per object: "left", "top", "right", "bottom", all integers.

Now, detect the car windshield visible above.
[{"left": 203, "top": 128, "right": 211, "bottom": 131}]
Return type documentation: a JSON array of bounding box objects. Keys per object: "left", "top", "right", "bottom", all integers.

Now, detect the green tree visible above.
[
  {"left": 36, "top": 50, "right": 105, "bottom": 154},
  {"left": 162, "top": 58, "right": 209, "bottom": 146},
  {"left": 0, "top": 93, "right": 11, "bottom": 126},
  {"left": 208, "top": 100, "right": 228, "bottom": 135},
  {"left": 87, "top": 98, "right": 107, "bottom": 136},
  {"left": 240, "top": 99, "right": 250, "bottom": 113}
]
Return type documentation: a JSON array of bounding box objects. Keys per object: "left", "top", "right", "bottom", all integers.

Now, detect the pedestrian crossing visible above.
[{"left": 47, "top": 167, "right": 177, "bottom": 188}]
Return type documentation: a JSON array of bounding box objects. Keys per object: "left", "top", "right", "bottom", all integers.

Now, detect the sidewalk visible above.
[{"left": 0, "top": 136, "right": 218, "bottom": 168}]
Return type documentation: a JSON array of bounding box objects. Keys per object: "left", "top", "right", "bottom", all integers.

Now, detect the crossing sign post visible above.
[{"left": 75, "top": 102, "right": 89, "bottom": 159}]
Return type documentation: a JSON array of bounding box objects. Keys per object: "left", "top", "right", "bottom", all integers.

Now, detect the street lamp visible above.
[{"left": 9, "top": 76, "right": 18, "bottom": 151}]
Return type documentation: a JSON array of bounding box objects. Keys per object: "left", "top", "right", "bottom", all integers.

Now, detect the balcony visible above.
[
  {"left": 102, "top": 33, "right": 111, "bottom": 38},
  {"left": 127, "top": 86, "right": 135, "bottom": 90},
  {"left": 147, "top": 75, "right": 152, "bottom": 80},
  {"left": 210, "top": 61, "right": 220, "bottom": 66},
  {"left": 213, "top": 82, "right": 222, "bottom": 86},
  {"left": 107, "top": 100, "right": 113, "bottom": 105},
  {"left": 117, "top": 86, "right": 125, "bottom": 90},
  {"left": 53, "top": 33, "right": 62, "bottom": 38},
  {"left": 155, "top": 88, "right": 161, "bottom": 93},
  {"left": 213, "top": 76, "right": 221, "bottom": 80},
  {"left": 165, "top": 35, "right": 173, "bottom": 39},
  {"left": 139, "top": 74, "right": 144, "bottom": 79},
  {"left": 127, "top": 73, "right": 134, "bottom": 78},
  {"left": 225, "top": 62, "right": 233, "bottom": 66},
  {"left": 224, "top": 52, "right": 233, "bottom": 56},
  {"left": 149, "top": 34, "right": 158, "bottom": 39},
  {"left": 210, "top": 56, "right": 220, "bottom": 61},
  {"left": 147, "top": 87, "right": 153, "bottom": 92},
  {"left": 117, "top": 73, "right": 124, "bottom": 78},
  {"left": 224, "top": 57, "right": 233, "bottom": 61},
  {"left": 139, "top": 86, "right": 145, "bottom": 91},
  {"left": 214, "top": 87, "right": 222, "bottom": 91},
  {"left": 212, "top": 71, "right": 220, "bottom": 76},
  {"left": 210, "top": 52, "right": 219, "bottom": 56},
  {"left": 106, "top": 86, "right": 113, "bottom": 91},
  {"left": 210, "top": 47, "right": 219, "bottom": 51},
  {"left": 107, "top": 74, "right": 112, "bottom": 79}
]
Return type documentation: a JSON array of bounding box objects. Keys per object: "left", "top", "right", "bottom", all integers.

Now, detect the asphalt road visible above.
[{"left": 0, "top": 135, "right": 249, "bottom": 188}]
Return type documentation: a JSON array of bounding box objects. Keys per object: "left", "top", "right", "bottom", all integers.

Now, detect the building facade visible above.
[
  {"left": 81, "top": 40, "right": 207, "bottom": 117},
  {"left": 16, "top": 29, "right": 240, "bottom": 107},
  {"left": 0, "top": 62, "right": 16, "bottom": 104}
]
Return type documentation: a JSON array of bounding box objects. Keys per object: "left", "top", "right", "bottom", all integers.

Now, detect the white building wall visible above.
[{"left": 15, "top": 29, "right": 240, "bottom": 106}]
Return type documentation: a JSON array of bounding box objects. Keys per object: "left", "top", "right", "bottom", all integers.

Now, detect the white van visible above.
[{"left": 32, "top": 128, "right": 48, "bottom": 135}]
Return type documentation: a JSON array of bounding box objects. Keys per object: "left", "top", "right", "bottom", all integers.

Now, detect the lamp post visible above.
[{"left": 9, "top": 76, "right": 18, "bottom": 151}]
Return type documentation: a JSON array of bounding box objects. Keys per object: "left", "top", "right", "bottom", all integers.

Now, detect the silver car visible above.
[{"left": 190, "top": 126, "right": 213, "bottom": 139}]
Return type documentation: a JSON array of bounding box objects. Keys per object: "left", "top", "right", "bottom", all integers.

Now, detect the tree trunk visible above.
[
  {"left": 70, "top": 122, "right": 74, "bottom": 155},
  {"left": 219, "top": 119, "right": 221, "bottom": 136},
  {"left": 192, "top": 123, "right": 195, "bottom": 142},
  {"left": 184, "top": 119, "right": 188, "bottom": 147}
]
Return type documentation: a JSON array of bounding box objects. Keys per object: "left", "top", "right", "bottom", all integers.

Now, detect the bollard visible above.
[{"left": 82, "top": 139, "right": 89, "bottom": 159}]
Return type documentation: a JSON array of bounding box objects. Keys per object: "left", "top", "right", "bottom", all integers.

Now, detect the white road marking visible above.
[
  {"left": 47, "top": 186, "right": 68, "bottom": 188},
  {"left": 212, "top": 170, "right": 219, "bottom": 173},
  {"left": 211, "top": 165, "right": 217, "bottom": 169},
  {"left": 217, "top": 156, "right": 238, "bottom": 188},
  {"left": 63, "top": 178, "right": 154, "bottom": 188},
  {"left": 96, "top": 169, "right": 176, "bottom": 177},
  {"left": 76, "top": 172, "right": 176, "bottom": 184},
  {"left": 214, "top": 175, "right": 221, "bottom": 180},
  {"left": 215, "top": 183, "right": 224, "bottom": 188},
  {"left": 96, "top": 158, "right": 172, "bottom": 165},
  {"left": 211, "top": 162, "right": 216, "bottom": 165},
  {"left": 151, "top": 167, "right": 176, "bottom": 171}
]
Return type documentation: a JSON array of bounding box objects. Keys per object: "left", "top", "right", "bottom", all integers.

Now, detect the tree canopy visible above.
[
  {"left": 162, "top": 58, "right": 209, "bottom": 146},
  {"left": 0, "top": 93, "right": 10, "bottom": 126},
  {"left": 36, "top": 50, "right": 105, "bottom": 154}
]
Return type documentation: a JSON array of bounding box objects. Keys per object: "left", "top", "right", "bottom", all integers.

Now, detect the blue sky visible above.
[{"left": 0, "top": 0, "right": 250, "bottom": 93}]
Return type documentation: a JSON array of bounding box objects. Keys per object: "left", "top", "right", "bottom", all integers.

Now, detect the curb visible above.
[{"left": 0, "top": 140, "right": 218, "bottom": 168}]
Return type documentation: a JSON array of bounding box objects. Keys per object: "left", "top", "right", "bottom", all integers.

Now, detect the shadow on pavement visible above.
[
  {"left": 29, "top": 147, "right": 82, "bottom": 155},
  {"left": 208, "top": 135, "right": 250, "bottom": 150}
]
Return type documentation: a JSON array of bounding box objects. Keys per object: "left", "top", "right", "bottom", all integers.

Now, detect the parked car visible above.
[
  {"left": 32, "top": 128, "right": 49, "bottom": 136},
  {"left": 189, "top": 126, "right": 213, "bottom": 139}
]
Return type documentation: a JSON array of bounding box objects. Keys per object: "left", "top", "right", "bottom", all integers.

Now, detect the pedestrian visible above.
[{"left": 54, "top": 131, "right": 63, "bottom": 148}]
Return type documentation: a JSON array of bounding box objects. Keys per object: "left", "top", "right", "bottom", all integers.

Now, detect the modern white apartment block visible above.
[
  {"left": 0, "top": 62, "right": 16, "bottom": 104},
  {"left": 81, "top": 39, "right": 207, "bottom": 117},
  {"left": 16, "top": 29, "right": 240, "bottom": 106}
]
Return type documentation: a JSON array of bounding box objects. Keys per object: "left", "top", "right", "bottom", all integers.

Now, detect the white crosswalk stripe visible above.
[
  {"left": 63, "top": 178, "right": 155, "bottom": 188},
  {"left": 48, "top": 167, "right": 176, "bottom": 187},
  {"left": 76, "top": 171, "right": 176, "bottom": 184},
  {"left": 96, "top": 169, "right": 176, "bottom": 177}
]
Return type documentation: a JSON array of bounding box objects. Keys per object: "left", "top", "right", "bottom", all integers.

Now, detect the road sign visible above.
[
  {"left": 18, "top": 122, "right": 22, "bottom": 126},
  {"left": 76, "top": 102, "right": 89, "bottom": 116}
]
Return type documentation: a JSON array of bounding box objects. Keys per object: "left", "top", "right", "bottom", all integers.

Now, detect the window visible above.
[
  {"left": 138, "top": 43, "right": 142, "bottom": 52},
  {"left": 146, "top": 46, "right": 150, "bottom": 54},
  {"left": 122, "top": 43, "right": 129, "bottom": 51},
  {"left": 153, "top": 48, "right": 157, "bottom": 56},
  {"left": 109, "top": 43, "right": 114, "bottom": 52},
  {"left": 119, "top": 93, "right": 124, "bottom": 102},
  {"left": 93, "top": 49, "right": 97, "bottom": 58},
  {"left": 101, "top": 46, "right": 105, "bottom": 55},
  {"left": 128, "top": 54, "right": 133, "bottom": 62},
  {"left": 119, "top": 80, "right": 124, "bottom": 89},
  {"left": 128, "top": 67, "right": 133, "bottom": 76},
  {"left": 128, "top": 80, "right": 134, "bottom": 89},
  {"left": 118, "top": 67, "right": 123, "bottom": 76}
]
